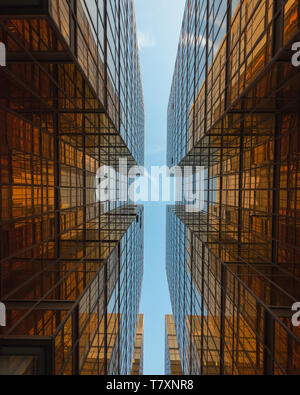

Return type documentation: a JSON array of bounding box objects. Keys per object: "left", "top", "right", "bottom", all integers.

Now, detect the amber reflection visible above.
[
  {"left": 167, "top": 0, "right": 300, "bottom": 375},
  {"left": 0, "top": 0, "right": 144, "bottom": 376}
]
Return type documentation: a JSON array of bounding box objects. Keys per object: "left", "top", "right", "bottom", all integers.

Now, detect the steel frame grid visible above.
[
  {"left": 0, "top": 0, "right": 144, "bottom": 376},
  {"left": 166, "top": 0, "right": 300, "bottom": 376}
]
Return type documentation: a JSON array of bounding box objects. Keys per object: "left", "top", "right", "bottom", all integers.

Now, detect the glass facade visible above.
[
  {"left": 165, "top": 314, "right": 183, "bottom": 375},
  {"left": 0, "top": 0, "right": 144, "bottom": 375},
  {"left": 167, "top": 0, "right": 300, "bottom": 375},
  {"left": 131, "top": 314, "right": 144, "bottom": 375}
]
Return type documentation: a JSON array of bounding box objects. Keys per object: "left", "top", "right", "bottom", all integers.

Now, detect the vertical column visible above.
[
  {"left": 200, "top": 243, "right": 205, "bottom": 375},
  {"left": 219, "top": 1, "right": 233, "bottom": 374},
  {"left": 82, "top": 78, "right": 87, "bottom": 291},
  {"left": 263, "top": 310, "right": 275, "bottom": 375},
  {"left": 104, "top": 0, "right": 108, "bottom": 112},
  {"left": 220, "top": 264, "right": 227, "bottom": 375},
  {"left": 72, "top": 305, "right": 80, "bottom": 375},
  {"left": 272, "top": 0, "right": 284, "bottom": 56},
  {"left": 104, "top": 259, "right": 108, "bottom": 375},
  {"left": 53, "top": 64, "right": 61, "bottom": 304},
  {"left": 189, "top": 234, "right": 194, "bottom": 374},
  {"left": 69, "top": 0, "right": 78, "bottom": 56}
]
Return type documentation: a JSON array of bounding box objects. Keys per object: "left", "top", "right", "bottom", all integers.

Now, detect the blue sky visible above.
[{"left": 134, "top": 0, "right": 186, "bottom": 375}]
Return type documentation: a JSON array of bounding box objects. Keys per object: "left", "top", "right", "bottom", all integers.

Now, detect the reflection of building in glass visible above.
[
  {"left": 131, "top": 314, "right": 144, "bottom": 375},
  {"left": 167, "top": 0, "right": 300, "bottom": 375},
  {"left": 0, "top": 0, "right": 144, "bottom": 375},
  {"left": 165, "top": 315, "right": 183, "bottom": 375}
]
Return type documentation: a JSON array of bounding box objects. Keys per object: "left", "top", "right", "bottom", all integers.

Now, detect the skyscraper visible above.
[
  {"left": 167, "top": 0, "right": 300, "bottom": 375},
  {"left": 165, "top": 314, "right": 183, "bottom": 375},
  {"left": 131, "top": 314, "right": 144, "bottom": 375},
  {"left": 0, "top": 0, "right": 144, "bottom": 375}
]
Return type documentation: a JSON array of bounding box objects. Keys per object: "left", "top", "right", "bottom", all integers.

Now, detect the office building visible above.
[
  {"left": 165, "top": 314, "right": 183, "bottom": 375},
  {"left": 131, "top": 314, "right": 144, "bottom": 375},
  {"left": 167, "top": 0, "right": 300, "bottom": 375},
  {"left": 0, "top": 0, "right": 144, "bottom": 375}
]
